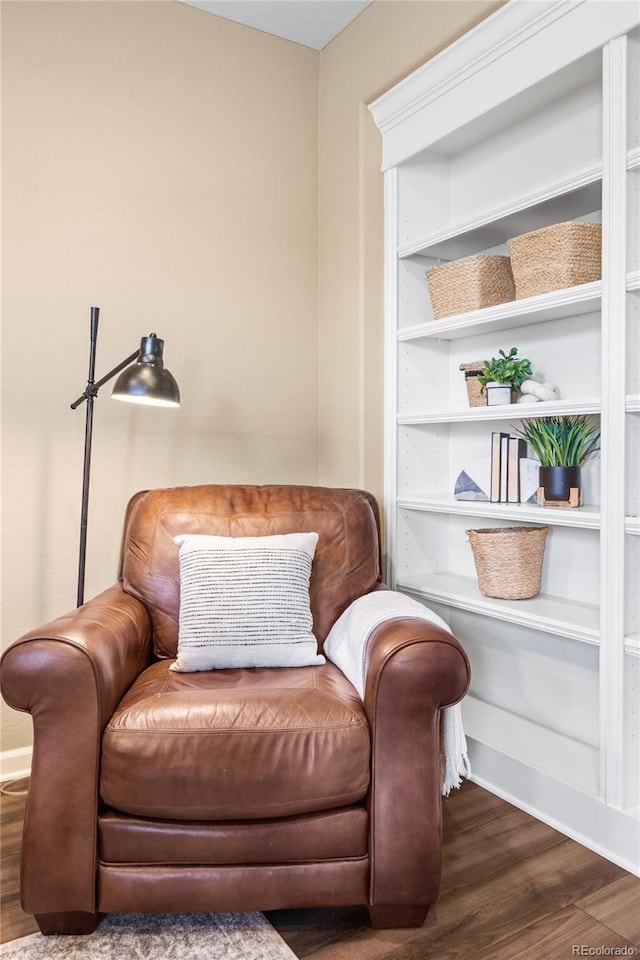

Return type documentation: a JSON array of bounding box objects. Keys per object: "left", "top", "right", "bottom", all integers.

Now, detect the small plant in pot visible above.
[
  {"left": 477, "top": 347, "right": 533, "bottom": 405},
  {"left": 513, "top": 415, "right": 600, "bottom": 507}
]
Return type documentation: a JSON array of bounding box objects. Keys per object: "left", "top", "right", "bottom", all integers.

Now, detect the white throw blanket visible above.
[{"left": 324, "top": 591, "right": 471, "bottom": 796}]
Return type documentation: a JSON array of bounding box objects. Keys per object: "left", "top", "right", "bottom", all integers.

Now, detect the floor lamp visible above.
[{"left": 71, "top": 306, "right": 181, "bottom": 607}]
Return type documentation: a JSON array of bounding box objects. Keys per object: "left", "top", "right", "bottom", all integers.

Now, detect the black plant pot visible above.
[{"left": 539, "top": 465, "right": 580, "bottom": 502}]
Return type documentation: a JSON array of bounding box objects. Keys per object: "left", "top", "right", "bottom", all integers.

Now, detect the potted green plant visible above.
[
  {"left": 477, "top": 347, "right": 533, "bottom": 405},
  {"left": 513, "top": 415, "right": 600, "bottom": 506}
]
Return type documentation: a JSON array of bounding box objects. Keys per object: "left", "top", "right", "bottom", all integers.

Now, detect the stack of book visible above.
[{"left": 490, "top": 432, "right": 539, "bottom": 504}]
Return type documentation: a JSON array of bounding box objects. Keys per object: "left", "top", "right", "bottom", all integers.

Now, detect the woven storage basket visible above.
[
  {"left": 459, "top": 361, "right": 486, "bottom": 407},
  {"left": 466, "top": 525, "right": 549, "bottom": 600},
  {"left": 508, "top": 220, "right": 601, "bottom": 299},
  {"left": 426, "top": 254, "right": 515, "bottom": 320}
]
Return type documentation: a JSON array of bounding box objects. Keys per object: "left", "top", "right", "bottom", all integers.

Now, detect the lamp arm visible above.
[{"left": 70, "top": 348, "right": 139, "bottom": 410}]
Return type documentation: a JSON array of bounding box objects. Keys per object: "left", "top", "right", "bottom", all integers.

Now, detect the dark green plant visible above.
[
  {"left": 477, "top": 347, "right": 533, "bottom": 391},
  {"left": 513, "top": 415, "right": 601, "bottom": 467}
]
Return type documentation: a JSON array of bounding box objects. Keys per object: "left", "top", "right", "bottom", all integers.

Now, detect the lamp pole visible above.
[
  {"left": 74, "top": 306, "right": 99, "bottom": 607},
  {"left": 70, "top": 307, "right": 179, "bottom": 606}
]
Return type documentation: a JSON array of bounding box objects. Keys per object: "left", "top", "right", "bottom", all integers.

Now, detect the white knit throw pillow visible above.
[{"left": 171, "top": 532, "right": 325, "bottom": 671}]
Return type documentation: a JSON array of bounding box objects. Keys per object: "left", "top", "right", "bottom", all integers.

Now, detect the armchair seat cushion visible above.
[{"left": 100, "top": 660, "right": 370, "bottom": 821}]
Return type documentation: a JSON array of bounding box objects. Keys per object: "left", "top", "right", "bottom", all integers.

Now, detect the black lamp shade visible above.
[{"left": 111, "top": 334, "right": 180, "bottom": 407}]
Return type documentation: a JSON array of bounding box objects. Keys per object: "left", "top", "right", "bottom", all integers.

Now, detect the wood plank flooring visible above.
[
  {"left": 266, "top": 784, "right": 640, "bottom": 959},
  {"left": 1, "top": 779, "right": 35, "bottom": 945},
  {"left": 1, "top": 778, "right": 638, "bottom": 958}
]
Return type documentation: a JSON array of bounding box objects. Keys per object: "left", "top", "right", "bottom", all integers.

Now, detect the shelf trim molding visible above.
[
  {"left": 397, "top": 164, "right": 602, "bottom": 260},
  {"left": 627, "top": 270, "right": 640, "bottom": 291},
  {"left": 626, "top": 634, "right": 640, "bottom": 657},
  {"left": 398, "top": 281, "right": 602, "bottom": 342},
  {"left": 398, "top": 397, "right": 602, "bottom": 425},
  {"left": 399, "top": 579, "right": 599, "bottom": 646},
  {"left": 369, "top": 0, "right": 640, "bottom": 171},
  {"left": 397, "top": 496, "right": 601, "bottom": 530},
  {"left": 626, "top": 517, "right": 640, "bottom": 535},
  {"left": 369, "top": 0, "right": 577, "bottom": 139}
]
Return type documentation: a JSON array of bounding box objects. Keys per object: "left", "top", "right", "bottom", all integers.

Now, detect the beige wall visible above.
[
  {"left": 1, "top": 0, "right": 500, "bottom": 760},
  {"left": 0, "top": 0, "right": 319, "bottom": 756},
  {"left": 317, "top": 0, "right": 504, "bottom": 506}
]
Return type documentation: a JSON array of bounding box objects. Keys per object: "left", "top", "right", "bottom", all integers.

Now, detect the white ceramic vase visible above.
[{"left": 485, "top": 382, "right": 513, "bottom": 405}]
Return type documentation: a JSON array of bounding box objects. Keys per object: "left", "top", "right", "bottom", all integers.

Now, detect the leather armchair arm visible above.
[
  {"left": 362, "top": 612, "right": 470, "bottom": 921},
  {"left": 0, "top": 585, "right": 152, "bottom": 915}
]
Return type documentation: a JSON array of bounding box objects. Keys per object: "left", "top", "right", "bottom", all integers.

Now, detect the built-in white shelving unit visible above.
[{"left": 370, "top": 0, "right": 640, "bottom": 875}]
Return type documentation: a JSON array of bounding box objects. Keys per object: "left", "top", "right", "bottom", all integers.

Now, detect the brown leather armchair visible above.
[{"left": 0, "top": 485, "right": 469, "bottom": 935}]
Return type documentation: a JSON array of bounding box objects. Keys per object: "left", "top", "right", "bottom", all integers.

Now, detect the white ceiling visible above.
[{"left": 180, "top": 0, "right": 372, "bottom": 50}]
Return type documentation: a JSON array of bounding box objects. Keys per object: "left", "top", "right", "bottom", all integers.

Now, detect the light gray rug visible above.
[{"left": 0, "top": 912, "right": 298, "bottom": 959}]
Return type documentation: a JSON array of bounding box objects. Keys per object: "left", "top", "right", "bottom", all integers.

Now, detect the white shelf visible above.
[
  {"left": 398, "top": 397, "right": 602, "bottom": 425},
  {"left": 626, "top": 517, "right": 640, "bottom": 535},
  {"left": 398, "top": 168, "right": 602, "bottom": 261},
  {"left": 625, "top": 634, "right": 640, "bottom": 657},
  {"left": 462, "top": 694, "right": 598, "bottom": 797},
  {"left": 398, "top": 282, "right": 601, "bottom": 343},
  {"left": 628, "top": 146, "right": 640, "bottom": 171},
  {"left": 398, "top": 573, "right": 600, "bottom": 645},
  {"left": 627, "top": 271, "right": 640, "bottom": 292},
  {"left": 398, "top": 496, "right": 601, "bottom": 530},
  {"left": 627, "top": 394, "right": 640, "bottom": 412}
]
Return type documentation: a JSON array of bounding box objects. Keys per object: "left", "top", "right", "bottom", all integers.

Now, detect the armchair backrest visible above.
[{"left": 119, "top": 484, "right": 382, "bottom": 659}]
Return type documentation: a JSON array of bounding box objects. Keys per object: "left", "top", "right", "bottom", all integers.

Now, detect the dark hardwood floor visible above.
[{"left": 1, "top": 778, "right": 638, "bottom": 957}]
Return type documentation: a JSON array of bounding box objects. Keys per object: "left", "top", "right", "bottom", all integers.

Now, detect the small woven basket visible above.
[
  {"left": 459, "top": 361, "right": 486, "bottom": 407},
  {"left": 508, "top": 220, "right": 602, "bottom": 299},
  {"left": 426, "top": 254, "right": 515, "bottom": 320},
  {"left": 466, "top": 526, "right": 550, "bottom": 600}
]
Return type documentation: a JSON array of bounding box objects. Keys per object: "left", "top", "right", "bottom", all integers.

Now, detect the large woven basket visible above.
[
  {"left": 459, "top": 361, "right": 486, "bottom": 407},
  {"left": 426, "top": 254, "right": 515, "bottom": 320},
  {"left": 466, "top": 525, "right": 549, "bottom": 600},
  {"left": 508, "top": 220, "right": 601, "bottom": 299}
]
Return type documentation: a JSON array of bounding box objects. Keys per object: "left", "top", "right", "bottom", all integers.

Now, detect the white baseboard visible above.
[
  {"left": 0, "top": 746, "right": 32, "bottom": 782},
  {"left": 468, "top": 739, "right": 640, "bottom": 877}
]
